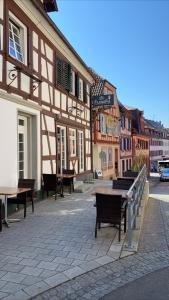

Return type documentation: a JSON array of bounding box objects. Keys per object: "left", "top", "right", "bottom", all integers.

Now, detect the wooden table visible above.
[
  {"left": 117, "top": 177, "right": 135, "bottom": 181},
  {"left": 56, "top": 174, "right": 76, "bottom": 179},
  {"left": 92, "top": 187, "right": 128, "bottom": 198},
  {"left": 0, "top": 187, "right": 31, "bottom": 227}
]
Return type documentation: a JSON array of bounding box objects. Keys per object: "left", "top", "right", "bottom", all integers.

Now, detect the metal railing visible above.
[{"left": 126, "top": 164, "right": 147, "bottom": 248}]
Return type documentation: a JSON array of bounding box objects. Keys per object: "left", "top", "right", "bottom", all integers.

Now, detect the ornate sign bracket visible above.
[
  {"left": 68, "top": 105, "right": 84, "bottom": 117},
  {"left": 8, "top": 66, "right": 42, "bottom": 91}
]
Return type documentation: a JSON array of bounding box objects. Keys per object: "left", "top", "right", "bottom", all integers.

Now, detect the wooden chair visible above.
[
  {"left": 62, "top": 169, "right": 75, "bottom": 194},
  {"left": 0, "top": 199, "right": 2, "bottom": 232},
  {"left": 95, "top": 193, "right": 126, "bottom": 242},
  {"left": 112, "top": 179, "right": 132, "bottom": 190},
  {"left": 42, "top": 174, "right": 63, "bottom": 200},
  {"left": 8, "top": 179, "right": 35, "bottom": 218}
]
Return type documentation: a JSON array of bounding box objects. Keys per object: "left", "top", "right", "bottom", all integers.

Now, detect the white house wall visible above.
[{"left": 0, "top": 93, "right": 41, "bottom": 189}]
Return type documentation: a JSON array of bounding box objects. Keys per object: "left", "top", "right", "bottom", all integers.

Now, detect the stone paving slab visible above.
[{"left": 0, "top": 180, "right": 125, "bottom": 299}]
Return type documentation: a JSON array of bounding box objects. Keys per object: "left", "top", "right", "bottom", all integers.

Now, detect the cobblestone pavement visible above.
[
  {"left": 1, "top": 177, "right": 169, "bottom": 300},
  {"left": 31, "top": 177, "right": 169, "bottom": 300},
  {"left": 0, "top": 180, "right": 125, "bottom": 300}
]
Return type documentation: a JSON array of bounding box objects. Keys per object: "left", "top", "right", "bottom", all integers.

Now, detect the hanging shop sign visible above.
[{"left": 92, "top": 94, "right": 114, "bottom": 108}]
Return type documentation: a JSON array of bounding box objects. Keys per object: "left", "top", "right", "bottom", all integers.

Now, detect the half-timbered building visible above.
[
  {"left": 119, "top": 102, "right": 132, "bottom": 176},
  {"left": 144, "top": 119, "right": 169, "bottom": 171},
  {"left": 90, "top": 70, "right": 120, "bottom": 179},
  {"left": 130, "top": 108, "right": 150, "bottom": 173},
  {"left": 0, "top": 0, "right": 93, "bottom": 190}
]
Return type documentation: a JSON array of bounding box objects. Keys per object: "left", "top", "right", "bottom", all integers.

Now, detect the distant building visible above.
[
  {"left": 144, "top": 119, "right": 169, "bottom": 171},
  {"left": 123, "top": 107, "right": 150, "bottom": 174},
  {"left": 119, "top": 102, "right": 132, "bottom": 176},
  {"left": 90, "top": 70, "right": 121, "bottom": 179}
]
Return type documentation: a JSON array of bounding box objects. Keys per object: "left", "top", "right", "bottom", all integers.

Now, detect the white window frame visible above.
[
  {"left": 18, "top": 115, "right": 28, "bottom": 179},
  {"left": 86, "top": 83, "right": 90, "bottom": 106},
  {"left": 57, "top": 125, "right": 67, "bottom": 172},
  {"left": 69, "top": 128, "right": 76, "bottom": 157},
  {"left": 79, "top": 78, "right": 83, "bottom": 101},
  {"left": 9, "top": 11, "right": 27, "bottom": 65},
  {"left": 78, "top": 130, "right": 84, "bottom": 172},
  {"left": 70, "top": 69, "right": 75, "bottom": 96}
]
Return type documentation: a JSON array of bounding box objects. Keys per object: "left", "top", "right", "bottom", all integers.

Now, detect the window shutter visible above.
[
  {"left": 83, "top": 81, "right": 87, "bottom": 103},
  {"left": 57, "top": 58, "right": 72, "bottom": 91},
  {"left": 75, "top": 73, "right": 79, "bottom": 98},
  {"left": 64, "top": 63, "right": 72, "bottom": 91},
  {"left": 57, "top": 58, "right": 63, "bottom": 86}
]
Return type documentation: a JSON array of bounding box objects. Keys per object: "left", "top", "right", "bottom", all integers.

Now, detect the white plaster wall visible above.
[
  {"left": 42, "top": 136, "right": 49, "bottom": 156},
  {"left": 0, "top": 0, "right": 4, "bottom": 19},
  {"left": 49, "top": 136, "right": 56, "bottom": 156},
  {"left": 55, "top": 89, "right": 60, "bottom": 108},
  {"left": 21, "top": 73, "right": 30, "bottom": 93},
  {"left": 41, "top": 81, "right": 50, "bottom": 103},
  {"left": 46, "top": 116, "right": 54, "bottom": 132},
  {"left": 61, "top": 93, "right": 67, "bottom": 111},
  {"left": 33, "top": 51, "right": 39, "bottom": 72},
  {"left": 43, "top": 160, "right": 51, "bottom": 174},
  {"left": 0, "top": 95, "right": 41, "bottom": 189},
  {"left": 45, "top": 43, "right": 53, "bottom": 62},
  {"left": 33, "top": 31, "right": 38, "bottom": 49}
]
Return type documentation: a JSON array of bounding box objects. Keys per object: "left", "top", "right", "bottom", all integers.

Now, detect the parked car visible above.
[{"left": 160, "top": 168, "right": 169, "bottom": 181}]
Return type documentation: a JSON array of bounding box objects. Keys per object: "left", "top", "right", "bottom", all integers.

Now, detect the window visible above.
[
  {"left": 70, "top": 70, "right": 75, "bottom": 95},
  {"left": 57, "top": 58, "right": 71, "bottom": 91},
  {"left": 69, "top": 129, "right": 76, "bottom": 157},
  {"left": 57, "top": 126, "right": 67, "bottom": 172},
  {"left": 108, "top": 148, "right": 113, "bottom": 167},
  {"left": 122, "top": 160, "right": 125, "bottom": 172},
  {"left": 101, "top": 148, "right": 107, "bottom": 169},
  {"left": 79, "top": 78, "right": 83, "bottom": 101},
  {"left": 78, "top": 131, "right": 84, "bottom": 172},
  {"left": 9, "top": 20, "right": 24, "bottom": 62},
  {"left": 100, "top": 114, "right": 107, "bottom": 134},
  {"left": 121, "top": 115, "right": 125, "bottom": 129},
  {"left": 18, "top": 116, "right": 29, "bottom": 179},
  {"left": 126, "top": 159, "right": 128, "bottom": 171},
  {"left": 86, "top": 83, "right": 90, "bottom": 106}
]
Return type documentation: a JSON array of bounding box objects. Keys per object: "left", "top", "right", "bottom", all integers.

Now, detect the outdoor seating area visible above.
[{"left": 0, "top": 170, "right": 76, "bottom": 231}]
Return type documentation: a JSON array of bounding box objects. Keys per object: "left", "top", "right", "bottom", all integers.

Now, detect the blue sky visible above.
[{"left": 50, "top": 0, "right": 169, "bottom": 127}]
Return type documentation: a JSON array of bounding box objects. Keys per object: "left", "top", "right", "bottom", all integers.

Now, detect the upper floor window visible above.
[
  {"left": 70, "top": 69, "right": 75, "bottom": 95},
  {"left": 9, "top": 20, "right": 24, "bottom": 62},
  {"left": 57, "top": 57, "right": 71, "bottom": 91},
  {"left": 79, "top": 78, "right": 83, "bottom": 101},
  {"left": 121, "top": 115, "right": 125, "bottom": 129},
  {"left": 8, "top": 12, "right": 27, "bottom": 64},
  {"left": 86, "top": 83, "right": 90, "bottom": 106},
  {"left": 69, "top": 128, "right": 76, "bottom": 157}
]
